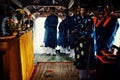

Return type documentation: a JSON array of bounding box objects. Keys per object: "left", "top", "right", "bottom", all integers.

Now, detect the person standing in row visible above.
[
  {"left": 96, "top": 4, "right": 119, "bottom": 51},
  {"left": 69, "top": 6, "right": 82, "bottom": 58},
  {"left": 44, "top": 7, "right": 58, "bottom": 55},
  {"left": 57, "top": 12, "right": 68, "bottom": 54},
  {"left": 57, "top": 9, "right": 74, "bottom": 54},
  {"left": 72, "top": 4, "right": 95, "bottom": 80}
]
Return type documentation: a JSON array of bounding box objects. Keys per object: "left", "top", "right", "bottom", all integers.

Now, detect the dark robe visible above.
[
  {"left": 97, "top": 15, "right": 119, "bottom": 51},
  {"left": 44, "top": 14, "right": 58, "bottom": 48},
  {"left": 74, "top": 15, "right": 95, "bottom": 70}
]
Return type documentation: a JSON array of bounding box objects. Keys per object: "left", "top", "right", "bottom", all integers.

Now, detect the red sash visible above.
[
  {"left": 93, "top": 17, "right": 104, "bottom": 28},
  {"left": 103, "top": 16, "right": 112, "bottom": 27}
]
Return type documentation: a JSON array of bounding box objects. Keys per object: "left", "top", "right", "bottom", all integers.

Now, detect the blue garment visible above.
[
  {"left": 44, "top": 14, "right": 58, "bottom": 48},
  {"left": 73, "top": 15, "right": 95, "bottom": 70},
  {"left": 57, "top": 19, "right": 69, "bottom": 48},
  {"left": 57, "top": 15, "right": 75, "bottom": 48},
  {"left": 69, "top": 14, "right": 80, "bottom": 49},
  {"left": 97, "top": 15, "right": 119, "bottom": 50},
  {"left": 57, "top": 20, "right": 66, "bottom": 47}
]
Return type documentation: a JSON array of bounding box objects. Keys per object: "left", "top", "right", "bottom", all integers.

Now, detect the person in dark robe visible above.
[
  {"left": 44, "top": 7, "right": 58, "bottom": 55},
  {"left": 69, "top": 7, "right": 81, "bottom": 58},
  {"left": 57, "top": 13, "right": 67, "bottom": 53},
  {"left": 97, "top": 4, "right": 119, "bottom": 51},
  {"left": 93, "top": 7, "right": 104, "bottom": 55},
  {"left": 72, "top": 4, "right": 95, "bottom": 80},
  {"left": 57, "top": 9, "right": 74, "bottom": 54}
]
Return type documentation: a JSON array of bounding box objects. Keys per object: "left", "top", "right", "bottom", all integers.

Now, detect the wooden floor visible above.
[
  {"left": 33, "top": 50, "right": 98, "bottom": 80},
  {"left": 34, "top": 52, "right": 74, "bottom": 65},
  {"left": 31, "top": 62, "right": 79, "bottom": 80}
]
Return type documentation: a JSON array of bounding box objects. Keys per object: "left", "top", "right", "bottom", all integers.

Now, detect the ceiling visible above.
[
  {"left": 9, "top": 0, "right": 120, "bottom": 17},
  {"left": 13, "top": 0, "right": 71, "bottom": 17}
]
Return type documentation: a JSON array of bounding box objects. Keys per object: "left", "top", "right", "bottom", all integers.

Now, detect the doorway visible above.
[
  {"left": 33, "top": 17, "right": 62, "bottom": 54},
  {"left": 33, "top": 17, "right": 73, "bottom": 64}
]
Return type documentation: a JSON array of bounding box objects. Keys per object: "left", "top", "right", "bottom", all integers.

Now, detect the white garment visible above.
[
  {"left": 59, "top": 46, "right": 65, "bottom": 53},
  {"left": 69, "top": 49, "right": 75, "bottom": 58},
  {"left": 45, "top": 47, "right": 52, "bottom": 54},
  {"left": 113, "top": 18, "right": 120, "bottom": 47},
  {"left": 51, "top": 49, "right": 56, "bottom": 55},
  {"left": 112, "top": 18, "right": 120, "bottom": 55},
  {"left": 59, "top": 46, "right": 70, "bottom": 54}
]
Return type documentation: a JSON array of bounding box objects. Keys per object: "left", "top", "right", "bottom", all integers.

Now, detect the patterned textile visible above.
[
  {"left": 73, "top": 15, "right": 96, "bottom": 70},
  {"left": 31, "top": 62, "right": 79, "bottom": 80}
]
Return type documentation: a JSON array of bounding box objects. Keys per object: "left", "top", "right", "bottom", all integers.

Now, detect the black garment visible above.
[
  {"left": 97, "top": 15, "right": 119, "bottom": 51},
  {"left": 74, "top": 16, "right": 96, "bottom": 70},
  {"left": 115, "top": 48, "right": 120, "bottom": 80}
]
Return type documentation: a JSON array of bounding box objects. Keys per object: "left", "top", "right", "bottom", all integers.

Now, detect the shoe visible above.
[
  {"left": 45, "top": 47, "right": 50, "bottom": 54},
  {"left": 65, "top": 47, "right": 70, "bottom": 54},
  {"left": 51, "top": 48, "right": 56, "bottom": 55}
]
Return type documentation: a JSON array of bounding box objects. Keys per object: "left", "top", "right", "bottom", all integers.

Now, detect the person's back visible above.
[
  {"left": 44, "top": 7, "right": 58, "bottom": 55},
  {"left": 45, "top": 14, "right": 58, "bottom": 29}
]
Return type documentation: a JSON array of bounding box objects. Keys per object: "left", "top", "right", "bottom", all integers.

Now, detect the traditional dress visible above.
[
  {"left": 74, "top": 15, "right": 95, "bottom": 70},
  {"left": 44, "top": 14, "right": 58, "bottom": 54},
  {"left": 57, "top": 15, "right": 73, "bottom": 53},
  {"left": 69, "top": 14, "right": 81, "bottom": 49},
  {"left": 57, "top": 19, "right": 69, "bottom": 49},
  {"left": 69, "top": 14, "right": 81, "bottom": 58},
  {"left": 97, "top": 14, "right": 119, "bottom": 51},
  {"left": 57, "top": 20, "right": 66, "bottom": 48}
]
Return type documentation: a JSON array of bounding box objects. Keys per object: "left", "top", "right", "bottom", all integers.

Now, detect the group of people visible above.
[
  {"left": 43, "top": 3, "right": 119, "bottom": 80},
  {"left": 43, "top": 7, "right": 77, "bottom": 56},
  {"left": 0, "top": 2, "right": 119, "bottom": 80}
]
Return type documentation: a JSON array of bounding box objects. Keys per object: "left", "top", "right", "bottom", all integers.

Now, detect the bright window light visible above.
[{"left": 33, "top": 17, "right": 61, "bottom": 54}]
